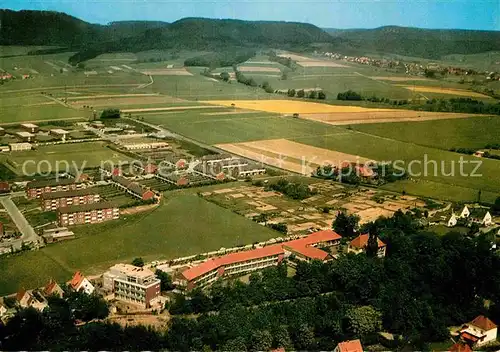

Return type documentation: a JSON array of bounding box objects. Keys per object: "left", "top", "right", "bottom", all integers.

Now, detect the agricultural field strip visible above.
[
  {"left": 65, "top": 93, "right": 163, "bottom": 101},
  {"left": 395, "top": 85, "right": 493, "bottom": 98},
  {"left": 121, "top": 105, "right": 223, "bottom": 113}
]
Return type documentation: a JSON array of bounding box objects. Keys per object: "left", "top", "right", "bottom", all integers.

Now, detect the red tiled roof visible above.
[
  {"left": 460, "top": 331, "right": 480, "bottom": 342},
  {"left": 337, "top": 339, "right": 363, "bottom": 352},
  {"left": 16, "top": 288, "right": 27, "bottom": 302},
  {"left": 285, "top": 244, "right": 330, "bottom": 261},
  {"left": 0, "top": 182, "right": 9, "bottom": 191},
  {"left": 182, "top": 244, "right": 284, "bottom": 281},
  {"left": 44, "top": 279, "right": 58, "bottom": 296},
  {"left": 470, "top": 315, "right": 497, "bottom": 331},
  {"left": 449, "top": 343, "right": 472, "bottom": 352},
  {"left": 355, "top": 165, "right": 375, "bottom": 177},
  {"left": 69, "top": 271, "right": 84, "bottom": 289},
  {"left": 181, "top": 230, "right": 342, "bottom": 282},
  {"left": 350, "top": 234, "right": 386, "bottom": 249}
]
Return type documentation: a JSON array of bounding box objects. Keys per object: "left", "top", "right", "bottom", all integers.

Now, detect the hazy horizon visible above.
[{"left": 1, "top": 0, "right": 498, "bottom": 31}]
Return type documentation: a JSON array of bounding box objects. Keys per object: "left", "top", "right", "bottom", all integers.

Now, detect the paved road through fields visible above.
[{"left": 0, "top": 196, "right": 41, "bottom": 250}]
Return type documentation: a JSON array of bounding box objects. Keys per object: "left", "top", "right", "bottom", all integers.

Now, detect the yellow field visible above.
[
  {"left": 215, "top": 138, "right": 372, "bottom": 175},
  {"left": 396, "top": 85, "right": 492, "bottom": 98},
  {"left": 371, "top": 76, "right": 431, "bottom": 82},
  {"left": 201, "top": 100, "right": 393, "bottom": 114}
]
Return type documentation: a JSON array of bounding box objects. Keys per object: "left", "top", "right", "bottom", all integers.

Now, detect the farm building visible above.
[
  {"left": 103, "top": 264, "right": 161, "bottom": 309},
  {"left": 348, "top": 234, "right": 387, "bottom": 258},
  {"left": 177, "top": 230, "right": 342, "bottom": 290},
  {"left": 49, "top": 129, "right": 70, "bottom": 139},
  {"left": 40, "top": 188, "right": 100, "bottom": 211},
  {"left": 15, "top": 131, "right": 35, "bottom": 142},
  {"left": 20, "top": 123, "right": 39, "bottom": 133},
  {"left": 9, "top": 143, "right": 32, "bottom": 151},
  {"left": 0, "top": 127, "right": 5, "bottom": 136},
  {"left": 90, "top": 121, "right": 105, "bottom": 129},
  {"left": 26, "top": 178, "right": 87, "bottom": 199},
  {"left": 41, "top": 227, "right": 76, "bottom": 243},
  {"left": 0, "top": 145, "right": 9, "bottom": 152},
  {"left": 57, "top": 202, "right": 119, "bottom": 226}
]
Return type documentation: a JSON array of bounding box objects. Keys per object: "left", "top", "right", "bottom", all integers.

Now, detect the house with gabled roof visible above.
[
  {"left": 459, "top": 205, "right": 471, "bottom": 218},
  {"left": 459, "top": 315, "right": 497, "bottom": 347},
  {"left": 16, "top": 288, "right": 47, "bottom": 311},
  {"left": 44, "top": 279, "right": 64, "bottom": 298},
  {"left": 334, "top": 339, "right": 363, "bottom": 352},
  {"left": 469, "top": 208, "right": 493, "bottom": 226},
  {"left": 348, "top": 234, "right": 386, "bottom": 257},
  {"left": 68, "top": 271, "right": 95, "bottom": 295}
]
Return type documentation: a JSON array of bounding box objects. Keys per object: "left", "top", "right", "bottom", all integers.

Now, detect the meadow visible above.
[
  {"left": 352, "top": 116, "right": 500, "bottom": 150},
  {"left": 5, "top": 142, "right": 132, "bottom": 175},
  {"left": 0, "top": 192, "right": 277, "bottom": 295}
]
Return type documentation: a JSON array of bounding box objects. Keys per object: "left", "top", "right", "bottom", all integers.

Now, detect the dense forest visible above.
[{"left": 2, "top": 210, "right": 500, "bottom": 351}]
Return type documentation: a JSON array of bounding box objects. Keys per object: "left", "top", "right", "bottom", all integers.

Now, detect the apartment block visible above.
[
  {"left": 103, "top": 264, "right": 161, "bottom": 308},
  {"left": 41, "top": 188, "right": 100, "bottom": 211},
  {"left": 57, "top": 202, "right": 119, "bottom": 226},
  {"left": 26, "top": 179, "right": 86, "bottom": 199}
]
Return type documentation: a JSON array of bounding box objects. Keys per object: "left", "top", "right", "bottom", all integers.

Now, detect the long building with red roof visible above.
[{"left": 178, "top": 230, "right": 342, "bottom": 290}]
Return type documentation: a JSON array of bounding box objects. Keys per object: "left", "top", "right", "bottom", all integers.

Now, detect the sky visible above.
[{"left": 1, "top": 0, "right": 498, "bottom": 30}]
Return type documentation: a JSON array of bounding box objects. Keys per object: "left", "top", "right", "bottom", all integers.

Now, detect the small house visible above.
[
  {"left": 459, "top": 206, "right": 470, "bottom": 218},
  {"left": 469, "top": 208, "right": 493, "bottom": 226},
  {"left": 447, "top": 213, "right": 458, "bottom": 227},
  {"left": 69, "top": 271, "right": 95, "bottom": 295},
  {"left": 15, "top": 131, "right": 35, "bottom": 142},
  {"left": 334, "top": 339, "right": 363, "bottom": 352},
  {"left": 21, "top": 123, "right": 39, "bottom": 133},
  {"left": 348, "top": 234, "right": 386, "bottom": 258},
  {"left": 44, "top": 279, "right": 64, "bottom": 298}
]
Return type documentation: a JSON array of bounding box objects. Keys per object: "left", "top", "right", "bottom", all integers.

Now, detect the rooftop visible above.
[
  {"left": 350, "top": 234, "right": 386, "bottom": 249},
  {"left": 336, "top": 339, "right": 363, "bottom": 352},
  {"left": 181, "top": 229, "right": 342, "bottom": 282},
  {"left": 41, "top": 188, "right": 98, "bottom": 200},
  {"left": 469, "top": 315, "right": 497, "bottom": 331},
  {"left": 109, "top": 263, "right": 156, "bottom": 278},
  {"left": 21, "top": 123, "right": 38, "bottom": 128},
  {"left": 50, "top": 128, "right": 70, "bottom": 134},
  {"left": 69, "top": 271, "right": 85, "bottom": 289},
  {"left": 27, "top": 178, "right": 78, "bottom": 188},
  {"left": 16, "top": 131, "right": 35, "bottom": 137},
  {"left": 57, "top": 201, "right": 117, "bottom": 214}
]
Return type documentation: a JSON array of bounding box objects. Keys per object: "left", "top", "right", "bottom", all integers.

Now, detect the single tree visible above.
[
  {"left": 132, "top": 257, "right": 145, "bottom": 267},
  {"left": 332, "top": 211, "right": 360, "bottom": 238}
]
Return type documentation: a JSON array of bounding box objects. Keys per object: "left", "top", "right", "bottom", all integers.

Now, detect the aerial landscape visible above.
[{"left": 0, "top": 0, "right": 500, "bottom": 350}]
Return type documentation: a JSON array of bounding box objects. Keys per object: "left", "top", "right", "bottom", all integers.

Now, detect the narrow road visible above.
[{"left": 0, "top": 197, "right": 41, "bottom": 249}]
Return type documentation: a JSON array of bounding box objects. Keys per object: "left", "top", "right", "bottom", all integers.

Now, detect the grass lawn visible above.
[
  {"left": 430, "top": 225, "right": 469, "bottom": 236},
  {"left": 6, "top": 142, "right": 133, "bottom": 174},
  {"left": 352, "top": 116, "right": 500, "bottom": 150},
  {"left": 0, "top": 192, "right": 277, "bottom": 295},
  {"left": 0, "top": 104, "right": 86, "bottom": 124}
]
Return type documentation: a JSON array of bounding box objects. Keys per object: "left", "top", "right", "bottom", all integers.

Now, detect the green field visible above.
[
  {"left": 5, "top": 142, "right": 132, "bottom": 175},
  {"left": 352, "top": 116, "right": 500, "bottom": 150},
  {"left": 0, "top": 192, "right": 277, "bottom": 295}
]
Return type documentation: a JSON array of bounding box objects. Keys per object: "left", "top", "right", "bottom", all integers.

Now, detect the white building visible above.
[
  {"left": 103, "top": 264, "right": 161, "bottom": 308},
  {"left": 459, "top": 206, "right": 471, "bottom": 218},
  {"left": 0, "top": 145, "right": 10, "bottom": 152},
  {"left": 460, "top": 315, "right": 497, "bottom": 347},
  {"left": 9, "top": 143, "right": 32, "bottom": 151},
  {"left": 16, "top": 131, "right": 35, "bottom": 142},
  {"left": 447, "top": 213, "right": 458, "bottom": 227}
]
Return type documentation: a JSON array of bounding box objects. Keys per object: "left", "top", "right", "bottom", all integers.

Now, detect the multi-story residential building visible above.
[
  {"left": 348, "top": 234, "right": 387, "bottom": 258},
  {"left": 41, "top": 188, "right": 100, "bottom": 211},
  {"left": 460, "top": 315, "right": 497, "bottom": 347},
  {"left": 26, "top": 179, "right": 86, "bottom": 199},
  {"left": 103, "top": 264, "right": 161, "bottom": 308},
  {"left": 57, "top": 202, "right": 119, "bottom": 226},
  {"left": 178, "top": 230, "right": 342, "bottom": 290}
]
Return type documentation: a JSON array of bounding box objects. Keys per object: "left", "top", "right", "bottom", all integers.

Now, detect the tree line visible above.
[
  {"left": 286, "top": 88, "right": 326, "bottom": 100},
  {"left": 184, "top": 50, "right": 256, "bottom": 69}
]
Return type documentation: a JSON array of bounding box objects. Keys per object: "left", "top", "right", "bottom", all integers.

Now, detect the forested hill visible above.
[
  {"left": 68, "top": 17, "right": 338, "bottom": 64},
  {"left": 0, "top": 10, "right": 168, "bottom": 47},
  {"left": 323, "top": 26, "right": 500, "bottom": 59}
]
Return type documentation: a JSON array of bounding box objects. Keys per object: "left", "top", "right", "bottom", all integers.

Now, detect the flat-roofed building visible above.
[
  {"left": 0, "top": 127, "right": 5, "bottom": 136},
  {"left": 9, "top": 143, "right": 32, "bottom": 152},
  {"left": 26, "top": 178, "right": 86, "bottom": 199},
  {"left": 121, "top": 141, "right": 169, "bottom": 150},
  {"left": 41, "top": 227, "right": 75, "bottom": 243},
  {"left": 49, "top": 129, "right": 70, "bottom": 139},
  {"left": 103, "top": 264, "right": 161, "bottom": 308},
  {"left": 40, "top": 188, "right": 100, "bottom": 211},
  {"left": 21, "top": 123, "right": 39, "bottom": 133},
  {"left": 57, "top": 202, "right": 119, "bottom": 226},
  {"left": 16, "top": 131, "right": 35, "bottom": 142}
]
